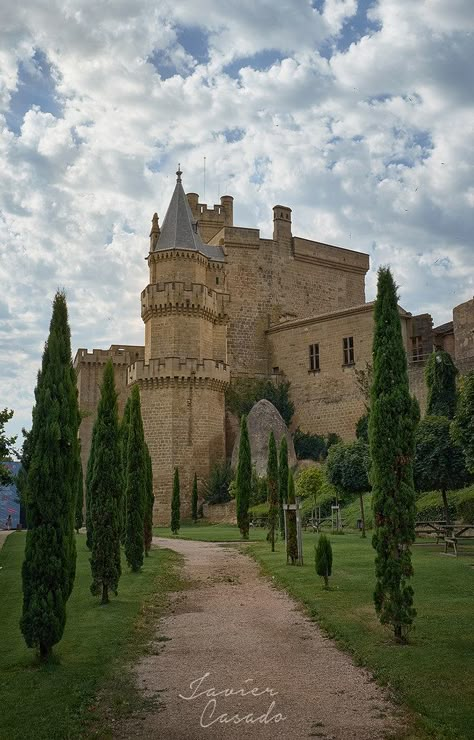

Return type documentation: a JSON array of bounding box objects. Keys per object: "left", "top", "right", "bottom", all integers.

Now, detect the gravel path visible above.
[
  {"left": 0, "top": 530, "right": 13, "bottom": 551},
  {"left": 117, "top": 538, "right": 405, "bottom": 740}
]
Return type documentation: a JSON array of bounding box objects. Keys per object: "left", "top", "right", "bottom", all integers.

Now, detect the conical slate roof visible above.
[{"left": 153, "top": 168, "right": 225, "bottom": 262}]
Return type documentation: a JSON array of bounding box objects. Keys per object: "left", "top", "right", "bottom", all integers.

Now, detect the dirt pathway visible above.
[
  {"left": 117, "top": 538, "right": 405, "bottom": 740},
  {"left": 0, "top": 530, "right": 13, "bottom": 551}
]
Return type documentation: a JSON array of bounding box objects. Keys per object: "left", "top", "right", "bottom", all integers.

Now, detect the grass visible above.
[
  {"left": 249, "top": 532, "right": 474, "bottom": 740},
  {"left": 154, "top": 520, "right": 269, "bottom": 541},
  {"left": 0, "top": 532, "right": 183, "bottom": 740}
]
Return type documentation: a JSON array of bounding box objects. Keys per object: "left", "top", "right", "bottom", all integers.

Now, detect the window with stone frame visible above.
[
  {"left": 309, "top": 343, "right": 320, "bottom": 372},
  {"left": 343, "top": 336, "right": 355, "bottom": 365}
]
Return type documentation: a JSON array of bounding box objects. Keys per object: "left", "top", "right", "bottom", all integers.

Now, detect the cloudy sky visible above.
[{"left": 1, "top": 0, "right": 473, "bottom": 440}]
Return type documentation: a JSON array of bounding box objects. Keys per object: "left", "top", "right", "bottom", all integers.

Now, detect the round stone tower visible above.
[{"left": 128, "top": 168, "right": 230, "bottom": 524}]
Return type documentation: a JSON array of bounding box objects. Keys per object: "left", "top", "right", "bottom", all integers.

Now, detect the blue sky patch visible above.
[
  {"left": 176, "top": 26, "right": 210, "bottom": 64},
  {"left": 5, "top": 49, "right": 62, "bottom": 135},
  {"left": 221, "top": 128, "right": 245, "bottom": 143},
  {"left": 336, "top": 0, "right": 381, "bottom": 53},
  {"left": 224, "top": 50, "right": 285, "bottom": 78}
]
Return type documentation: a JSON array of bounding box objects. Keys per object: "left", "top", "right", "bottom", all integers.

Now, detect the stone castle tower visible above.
[
  {"left": 128, "top": 167, "right": 230, "bottom": 517},
  {"left": 75, "top": 168, "right": 474, "bottom": 525}
]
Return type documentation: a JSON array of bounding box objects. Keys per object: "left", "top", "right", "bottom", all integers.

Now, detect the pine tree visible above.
[
  {"left": 144, "top": 445, "right": 154, "bottom": 556},
  {"left": 119, "top": 396, "right": 132, "bottom": 541},
  {"left": 369, "top": 267, "right": 419, "bottom": 643},
  {"left": 287, "top": 470, "right": 298, "bottom": 564},
  {"left": 191, "top": 472, "right": 199, "bottom": 523},
  {"left": 452, "top": 371, "right": 474, "bottom": 474},
  {"left": 315, "top": 534, "right": 332, "bottom": 589},
  {"left": 236, "top": 415, "right": 251, "bottom": 539},
  {"left": 75, "top": 461, "right": 84, "bottom": 533},
  {"left": 278, "top": 436, "right": 288, "bottom": 539},
  {"left": 267, "top": 431, "right": 279, "bottom": 552},
  {"left": 171, "top": 467, "right": 180, "bottom": 535},
  {"left": 85, "top": 424, "right": 98, "bottom": 550},
  {"left": 124, "top": 385, "right": 146, "bottom": 571},
  {"left": 89, "top": 361, "right": 122, "bottom": 603},
  {"left": 20, "top": 291, "right": 80, "bottom": 661},
  {"left": 426, "top": 350, "right": 458, "bottom": 419}
]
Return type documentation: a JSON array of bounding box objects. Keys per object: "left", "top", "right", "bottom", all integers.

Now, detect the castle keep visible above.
[{"left": 75, "top": 169, "right": 474, "bottom": 524}]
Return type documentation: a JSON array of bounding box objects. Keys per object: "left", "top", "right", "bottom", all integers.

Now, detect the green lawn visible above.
[
  {"left": 154, "top": 521, "right": 268, "bottom": 541},
  {"left": 0, "top": 532, "right": 182, "bottom": 740},
  {"left": 250, "top": 532, "right": 474, "bottom": 740}
]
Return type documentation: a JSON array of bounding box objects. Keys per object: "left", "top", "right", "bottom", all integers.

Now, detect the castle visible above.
[{"left": 74, "top": 168, "right": 474, "bottom": 524}]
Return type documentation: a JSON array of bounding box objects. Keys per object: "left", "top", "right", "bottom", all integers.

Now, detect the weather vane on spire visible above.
[{"left": 176, "top": 164, "right": 182, "bottom": 183}]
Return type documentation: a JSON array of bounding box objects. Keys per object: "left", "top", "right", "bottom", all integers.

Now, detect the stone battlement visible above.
[
  {"left": 74, "top": 345, "right": 144, "bottom": 368},
  {"left": 141, "top": 282, "right": 229, "bottom": 322},
  {"left": 128, "top": 356, "right": 230, "bottom": 388}
]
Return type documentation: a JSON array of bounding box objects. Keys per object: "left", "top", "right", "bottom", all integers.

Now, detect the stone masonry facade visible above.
[{"left": 74, "top": 170, "right": 474, "bottom": 524}]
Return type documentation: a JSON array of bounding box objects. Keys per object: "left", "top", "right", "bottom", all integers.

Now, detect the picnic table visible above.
[
  {"left": 305, "top": 517, "right": 335, "bottom": 532},
  {"left": 415, "top": 520, "right": 474, "bottom": 555}
]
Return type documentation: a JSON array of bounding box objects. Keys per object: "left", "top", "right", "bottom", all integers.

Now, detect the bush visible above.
[
  {"left": 295, "top": 466, "right": 324, "bottom": 503},
  {"left": 250, "top": 468, "right": 267, "bottom": 506},
  {"left": 202, "top": 462, "right": 233, "bottom": 504},
  {"left": 226, "top": 377, "right": 294, "bottom": 426},
  {"left": 293, "top": 429, "right": 342, "bottom": 461},
  {"left": 356, "top": 414, "right": 369, "bottom": 443},
  {"left": 315, "top": 534, "right": 333, "bottom": 588}
]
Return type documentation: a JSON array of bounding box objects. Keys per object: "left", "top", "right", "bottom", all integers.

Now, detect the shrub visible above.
[
  {"left": 202, "top": 462, "right": 233, "bottom": 504},
  {"left": 226, "top": 376, "right": 294, "bottom": 426},
  {"left": 315, "top": 534, "right": 332, "bottom": 588},
  {"left": 250, "top": 468, "right": 267, "bottom": 506},
  {"left": 356, "top": 414, "right": 369, "bottom": 443},
  {"left": 293, "top": 429, "right": 341, "bottom": 461}
]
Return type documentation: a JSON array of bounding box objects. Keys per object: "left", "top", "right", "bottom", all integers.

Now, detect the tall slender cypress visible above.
[
  {"left": 20, "top": 291, "right": 80, "bottom": 661},
  {"left": 287, "top": 470, "right": 298, "bottom": 564},
  {"left": 85, "top": 424, "right": 98, "bottom": 550},
  {"left": 124, "top": 385, "right": 146, "bottom": 571},
  {"left": 191, "top": 472, "right": 199, "bottom": 523},
  {"left": 369, "top": 268, "right": 419, "bottom": 642},
  {"left": 89, "top": 361, "right": 122, "bottom": 603},
  {"left": 453, "top": 372, "right": 474, "bottom": 474},
  {"left": 236, "top": 415, "right": 251, "bottom": 539},
  {"left": 425, "top": 350, "right": 458, "bottom": 419},
  {"left": 119, "top": 396, "right": 132, "bottom": 541},
  {"left": 267, "top": 431, "right": 279, "bottom": 552},
  {"left": 278, "top": 436, "right": 288, "bottom": 539},
  {"left": 144, "top": 445, "right": 154, "bottom": 556},
  {"left": 171, "top": 467, "right": 180, "bottom": 535}
]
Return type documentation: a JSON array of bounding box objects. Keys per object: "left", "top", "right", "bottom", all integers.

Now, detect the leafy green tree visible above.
[
  {"left": 144, "top": 445, "right": 154, "bottom": 555},
  {"left": 415, "top": 416, "right": 470, "bottom": 524},
  {"left": 20, "top": 291, "right": 80, "bottom": 661},
  {"left": 266, "top": 431, "right": 279, "bottom": 552},
  {"left": 295, "top": 466, "right": 324, "bottom": 506},
  {"left": 0, "top": 408, "right": 16, "bottom": 485},
  {"left": 452, "top": 371, "right": 474, "bottom": 474},
  {"left": 287, "top": 470, "right": 298, "bottom": 564},
  {"left": 124, "top": 385, "right": 146, "bottom": 571},
  {"left": 326, "top": 441, "right": 370, "bottom": 537},
  {"left": 315, "top": 534, "right": 332, "bottom": 588},
  {"left": 171, "top": 467, "right": 180, "bottom": 535},
  {"left": 426, "top": 350, "right": 458, "bottom": 419},
  {"left": 191, "top": 473, "right": 199, "bottom": 523},
  {"left": 278, "top": 436, "right": 289, "bottom": 539},
  {"left": 202, "top": 461, "right": 233, "bottom": 504},
  {"left": 75, "top": 461, "right": 83, "bottom": 533},
  {"left": 236, "top": 414, "right": 251, "bottom": 539},
  {"left": 119, "top": 397, "right": 132, "bottom": 541},
  {"left": 89, "top": 361, "right": 122, "bottom": 603},
  {"left": 369, "top": 267, "right": 419, "bottom": 643},
  {"left": 226, "top": 377, "right": 294, "bottom": 426}
]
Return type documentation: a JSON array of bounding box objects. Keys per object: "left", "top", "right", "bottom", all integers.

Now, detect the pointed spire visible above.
[
  {"left": 149, "top": 212, "right": 160, "bottom": 251},
  {"left": 176, "top": 164, "right": 182, "bottom": 183}
]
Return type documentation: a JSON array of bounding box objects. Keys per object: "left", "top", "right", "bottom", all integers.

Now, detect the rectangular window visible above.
[
  {"left": 412, "top": 336, "right": 423, "bottom": 361},
  {"left": 343, "top": 336, "right": 355, "bottom": 365},
  {"left": 309, "top": 343, "right": 320, "bottom": 371}
]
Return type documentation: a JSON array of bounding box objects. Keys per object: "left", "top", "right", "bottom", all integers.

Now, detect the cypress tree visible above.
[
  {"left": 75, "top": 461, "right": 84, "bottom": 533},
  {"left": 287, "top": 470, "right": 298, "bottom": 564},
  {"left": 85, "top": 424, "right": 98, "bottom": 550},
  {"left": 236, "top": 415, "right": 251, "bottom": 539},
  {"left": 144, "top": 445, "right": 154, "bottom": 556},
  {"left": 426, "top": 350, "right": 458, "bottom": 419},
  {"left": 278, "top": 436, "right": 288, "bottom": 539},
  {"left": 452, "top": 371, "right": 474, "bottom": 474},
  {"left": 315, "top": 534, "right": 332, "bottom": 589},
  {"left": 20, "top": 291, "right": 80, "bottom": 661},
  {"left": 267, "top": 431, "right": 279, "bottom": 552},
  {"left": 89, "top": 361, "right": 122, "bottom": 603},
  {"left": 191, "top": 472, "right": 199, "bottom": 523},
  {"left": 119, "top": 396, "right": 132, "bottom": 541},
  {"left": 369, "top": 267, "right": 419, "bottom": 643},
  {"left": 124, "top": 385, "right": 146, "bottom": 571},
  {"left": 171, "top": 467, "right": 180, "bottom": 535}
]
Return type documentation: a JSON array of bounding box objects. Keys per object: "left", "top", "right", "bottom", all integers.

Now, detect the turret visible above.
[
  {"left": 273, "top": 205, "right": 292, "bottom": 242},
  {"left": 149, "top": 212, "right": 160, "bottom": 251}
]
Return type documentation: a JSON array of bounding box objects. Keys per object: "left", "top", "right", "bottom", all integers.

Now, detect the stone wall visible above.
[
  {"left": 202, "top": 499, "right": 237, "bottom": 524},
  {"left": 454, "top": 297, "right": 474, "bottom": 374}
]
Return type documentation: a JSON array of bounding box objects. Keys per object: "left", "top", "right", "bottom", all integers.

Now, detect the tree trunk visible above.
[
  {"left": 101, "top": 583, "right": 109, "bottom": 605},
  {"left": 39, "top": 642, "right": 50, "bottom": 662},
  {"left": 442, "top": 489, "right": 450, "bottom": 525},
  {"left": 359, "top": 492, "right": 366, "bottom": 538},
  {"left": 323, "top": 574, "right": 329, "bottom": 589}
]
